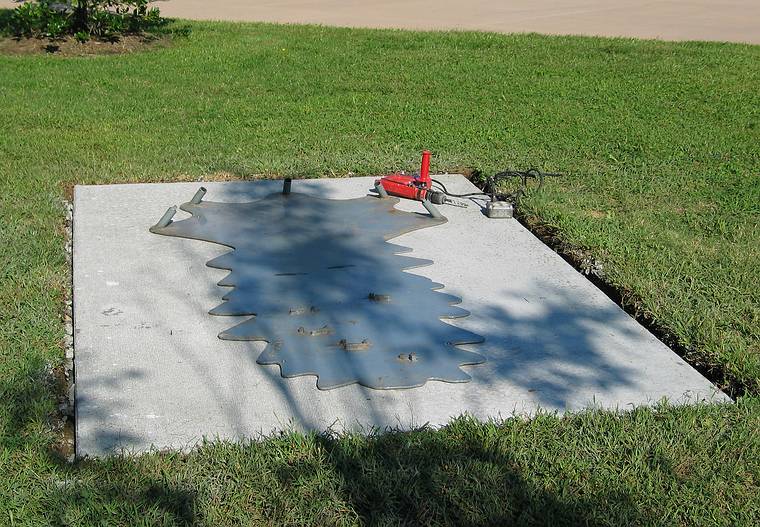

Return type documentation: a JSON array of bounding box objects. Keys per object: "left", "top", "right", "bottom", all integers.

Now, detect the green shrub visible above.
[
  {"left": 44, "top": 13, "right": 69, "bottom": 38},
  {"left": 9, "top": 1, "right": 161, "bottom": 39},
  {"left": 11, "top": 2, "right": 60, "bottom": 37}
]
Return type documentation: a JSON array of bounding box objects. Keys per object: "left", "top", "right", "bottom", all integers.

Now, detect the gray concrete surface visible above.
[{"left": 73, "top": 176, "right": 728, "bottom": 457}]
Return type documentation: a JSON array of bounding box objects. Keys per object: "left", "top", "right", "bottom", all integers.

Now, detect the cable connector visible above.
[{"left": 485, "top": 200, "right": 514, "bottom": 219}]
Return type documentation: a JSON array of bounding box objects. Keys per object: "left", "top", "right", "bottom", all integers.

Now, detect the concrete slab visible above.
[{"left": 73, "top": 176, "right": 728, "bottom": 457}]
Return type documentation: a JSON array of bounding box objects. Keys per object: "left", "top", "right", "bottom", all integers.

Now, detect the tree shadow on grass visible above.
[
  {"left": 312, "top": 421, "right": 654, "bottom": 526},
  {"left": 0, "top": 359, "right": 56, "bottom": 450},
  {"left": 49, "top": 464, "right": 197, "bottom": 525},
  {"left": 0, "top": 362, "right": 194, "bottom": 524}
]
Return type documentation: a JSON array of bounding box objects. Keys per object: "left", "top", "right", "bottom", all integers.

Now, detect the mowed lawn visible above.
[{"left": 1, "top": 19, "right": 758, "bottom": 525}]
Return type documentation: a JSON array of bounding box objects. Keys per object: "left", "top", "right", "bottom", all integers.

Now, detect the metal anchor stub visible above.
[
  {"left": 339, "top": 339, "right": 372, "bottom": 352},
  {"left": 150, "top": 186, "right": 485, "bottom": 390},
  {"left": 297, "top": 325, "right": 333, "bottom": 337},
  {"left": 368, "top": 292, "right": 391, "bottom": 303},
  {"left": 289, "top": 306, "right": 319, "bottom": 316}
]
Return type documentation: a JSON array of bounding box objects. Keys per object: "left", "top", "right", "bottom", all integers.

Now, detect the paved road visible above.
[
  {"left": 151, "top": 1, "right": 759, "bottom": 44},
  {"left": 1, "top": 1, "right": 758, "bottom": 44}
]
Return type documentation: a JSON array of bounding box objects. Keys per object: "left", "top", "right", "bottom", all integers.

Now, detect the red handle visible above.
[{"left": 419, "top": 150, "right": 431, "bottom": 187}]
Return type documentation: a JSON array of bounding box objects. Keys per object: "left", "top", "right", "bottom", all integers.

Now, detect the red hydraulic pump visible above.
[{"left": 375, "top": 151, "right": 463, "bottom": 206}]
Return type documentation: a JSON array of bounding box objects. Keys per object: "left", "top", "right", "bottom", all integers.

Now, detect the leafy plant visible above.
[
  {"left": 73, "top": 30, "right": 89, "bottom": 43},
  {"left": 44, "top": 15, "right": 68, "bottom": 39},
  {"left": 9, "top": 0, "right": 161, "bottom": 40},
  {"left": 12, "top": 1, "right": 51, "bottom": 37},
  {"left": 87, "top": 7, "right": 120, "bottom": 38}
]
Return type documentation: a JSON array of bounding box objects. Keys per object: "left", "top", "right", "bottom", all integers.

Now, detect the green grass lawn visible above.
[{"left": 1, "top": 19, "right": 758, "bottom": 525}]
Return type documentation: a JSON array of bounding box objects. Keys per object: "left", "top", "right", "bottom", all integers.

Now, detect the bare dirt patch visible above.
[{"left": 0, "top": 33, "right": 169, "bottom": 56}]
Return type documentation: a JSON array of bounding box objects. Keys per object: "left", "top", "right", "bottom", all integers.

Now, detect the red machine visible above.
[{"left": 376, "top": 151, "right": 461, "bottom": 206}]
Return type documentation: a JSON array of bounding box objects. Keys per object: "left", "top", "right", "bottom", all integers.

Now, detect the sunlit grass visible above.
[{"left": 0, "top": 18, "right": 758, "bottom": 525}]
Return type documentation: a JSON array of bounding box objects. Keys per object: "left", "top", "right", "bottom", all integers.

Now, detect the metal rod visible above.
[
  {"left": 375, "top": 182, "right": 389, "bottom": 198},
  {"left": 190, "top": 187, "right": 207, "bottom": 204},
  {"left": 154, "top": 206, "right": 177, "bottom": 229},
  {"left": 422, "top": 199, "right": 443, "bottom": 219},
  {"left": 282, "top": 178, "right": 292, "bottom": 195}
]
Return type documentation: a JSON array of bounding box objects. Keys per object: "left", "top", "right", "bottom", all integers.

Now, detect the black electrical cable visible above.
[
  {"left": 431, "top": 179, "right": 488, "bottom": 198},
  {"left": 432, "top": 169, "right": 561, "bottom": 204}
]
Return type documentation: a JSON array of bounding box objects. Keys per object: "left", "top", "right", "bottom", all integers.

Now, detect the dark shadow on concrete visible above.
[
  {"left": 139, "top": 180, "right": 427, "bottom": 439},
  {"left": 114, "top": 179, "right": 659, "bottom": 446},
  {"left": 75, "top": 368, "right": 146, "bottom": 456},
  {"left": 288, "top": 180, "right": 644, "bottom": 409},
  {"left": 154, "top": 182, "right": 473, "bottom": 384},
  {"left": 199, "top": 181, "right": 480, "bottom": 434},
  {"left": 465, "top": 285, "right": 640, "bottom": 409}
]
